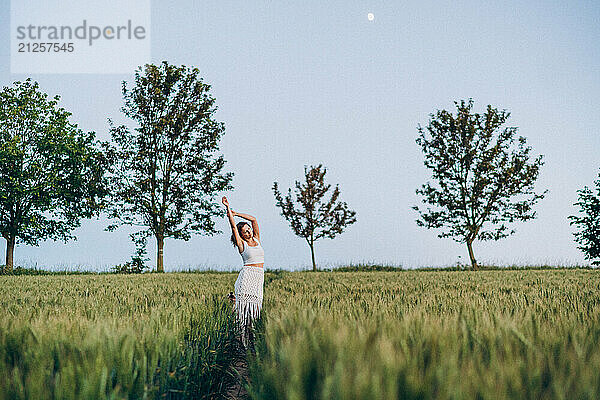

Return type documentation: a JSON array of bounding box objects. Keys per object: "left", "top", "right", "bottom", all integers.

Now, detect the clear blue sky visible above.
[{"left": 1, "top": 0, "right": 599, "bottom": 271}]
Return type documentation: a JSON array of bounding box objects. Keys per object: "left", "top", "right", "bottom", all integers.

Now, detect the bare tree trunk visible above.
[
  {"left": 310, "top": 242, "right": 316, "bottom": 272},
  {"left": 466, "top": 239, "right": 478, "bottom": 270},
  {"left": 4, "top": 235, "right": 15, "bottom": 272},
  {"left": 156, "top": 235, "right": 164, "bottom": 273}
]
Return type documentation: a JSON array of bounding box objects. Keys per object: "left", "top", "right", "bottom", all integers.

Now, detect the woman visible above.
[{"left": 222, "top": 196, "right": 265, "bottom": 348}]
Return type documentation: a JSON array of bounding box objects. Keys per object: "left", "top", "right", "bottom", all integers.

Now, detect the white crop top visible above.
[{"left": 240, "top": 237, "right": 264, "bottom": 265}]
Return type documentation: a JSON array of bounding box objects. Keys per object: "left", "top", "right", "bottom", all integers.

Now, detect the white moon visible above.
[{"left": 367, "top": 13, "right": 374, "bottom": 21}]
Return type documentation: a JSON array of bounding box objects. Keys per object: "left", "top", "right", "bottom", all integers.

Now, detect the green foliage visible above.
[
  {"left": 248, "top": 270, "right": 600, "bottom": 399},
  {"left": 273, "top": 164, "right": 357, "bottom": 271},
  {"left": 0, "top": 78, "right": 108, "bottom": 270},
  {"left": 0, "top": 273, "right": 242, "bottom": 399},
  {"left": 413, "top": 99, "right": 546, "bottom": 269},
  {"left": 321, "top": 263, "right": 403, "bottom": 272},
  {"left": 103, "top": 61, "right": 234, "bottom": 272},
  {"left": 569, "top": 168, "right": 600, "bottom": 265},
  {"left": 111, "top": 236, "right": 150, "bottom": 274},
  {"left": 110, "top": 258, "right": 148, "bottom": 274}
]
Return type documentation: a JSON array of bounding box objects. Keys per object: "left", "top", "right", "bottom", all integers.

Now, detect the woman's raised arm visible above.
[{"left": 222, "top": 197, "right": 243, "bottom": 252}]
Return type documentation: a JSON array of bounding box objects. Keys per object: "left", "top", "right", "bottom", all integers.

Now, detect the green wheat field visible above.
[{"left": 1, "top": 268, "right": 600, "bottom": 399}]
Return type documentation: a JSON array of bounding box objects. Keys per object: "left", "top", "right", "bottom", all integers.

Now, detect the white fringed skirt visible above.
[{"left": 234, "top": 265, "right": 264, "bottom": 343}]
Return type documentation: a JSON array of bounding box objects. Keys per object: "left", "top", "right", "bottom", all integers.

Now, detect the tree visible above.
[
  {"left": 104, "top": 61, "right": 233, "bottom": 273},
  {"left": 0, "top": 79, "right": 108, "bottom": 272},
  {"left": 413, "top": 99, "right": 546, "bottom": 270},
  {"left": 272, "top": 164, "right": 357, "bottom": 271},
  {"left": 568, "top": 169, "right": 600, "bottom": 265}
]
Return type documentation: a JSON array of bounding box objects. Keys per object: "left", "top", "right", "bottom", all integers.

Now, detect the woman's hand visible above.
[{"left": 222, "top": 197, "right": 237, "bottom": 217}]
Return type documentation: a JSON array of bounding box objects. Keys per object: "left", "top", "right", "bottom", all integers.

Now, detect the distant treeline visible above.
[
  {"left": 1, "top": 263, "right": 595, "bottom": 276},
  {"left": 1, "top": 66, "right": 599, "bottom": 273}
]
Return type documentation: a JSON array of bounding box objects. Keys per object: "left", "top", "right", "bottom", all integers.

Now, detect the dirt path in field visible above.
[{"left": 224, "top": 345, "right": 251, "bottom": 399}]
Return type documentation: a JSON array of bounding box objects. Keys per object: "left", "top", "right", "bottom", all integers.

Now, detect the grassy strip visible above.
[
  {"left": 319, "top": 262, "right": 596, "bottom": 272},
  {"left": 0, "top": 274, "right": 242, "bottom": 399},
  {"left": 0, "top": 265, "right": 97, "bottom": 275},
  {"left": 246, "top": 270, "right": 600, "bottom": 399},
  {"left": 1, "top": 263, "right": 596, "bottom": 276},
  {"left": 153, "top": 296, "right": 243, "bottom": 399}
]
